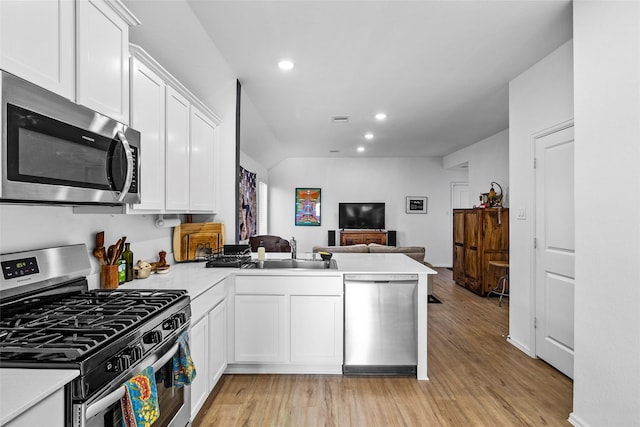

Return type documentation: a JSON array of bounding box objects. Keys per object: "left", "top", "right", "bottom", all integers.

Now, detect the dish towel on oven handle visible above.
[
  {"left": 173, "top": 331, "right": 197, "bottom": 387},
  {"left": 120, "top": 366, "right": 160, "bottom": 427}
]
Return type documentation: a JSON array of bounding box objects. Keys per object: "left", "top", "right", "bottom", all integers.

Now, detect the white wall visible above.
[
  {"left": 571, "top": 2, "right": 640, "bottom": 425},
  {"left": 443, "top": 129, "right": 509, "bottom": 206},
  {"left": 508, "top": 40, "right": 574, "bottom": 355},
  {"left": 268, "top": 157, "right": 467, "bottom": 266}
]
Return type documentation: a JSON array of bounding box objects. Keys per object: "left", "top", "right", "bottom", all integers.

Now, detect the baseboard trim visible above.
[{"left": 507, "top": 336, "right": 532, "bottom": 356}]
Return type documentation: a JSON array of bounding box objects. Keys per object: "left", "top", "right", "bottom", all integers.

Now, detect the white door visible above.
[
  {"left": 451, "top": 181, "right": 470, "bottom": 209},
  {"left": 534, "top": 125, "right": 575, "bottom": 379}
]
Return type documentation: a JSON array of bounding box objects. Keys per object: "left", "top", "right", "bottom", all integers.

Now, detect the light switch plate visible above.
[{"left": 517, "top": 208, "right": 526, "bottom": 220}]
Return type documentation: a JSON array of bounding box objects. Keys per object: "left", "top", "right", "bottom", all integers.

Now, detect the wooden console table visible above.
[{"left": 340, "top": 230, "right": 387, "bottom": 246}]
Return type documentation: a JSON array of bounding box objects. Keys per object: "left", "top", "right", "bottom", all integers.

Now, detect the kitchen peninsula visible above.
[
  {"left": 123, "top": 252, "right": 434, "bottom": 419},
  {"left": 0, "top": 252, "right": 434, "bottom": 426}
]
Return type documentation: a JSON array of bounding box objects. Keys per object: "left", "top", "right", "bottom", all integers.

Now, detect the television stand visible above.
[{"left": 340, "top": 230, "right": 387, "bottom": 246}]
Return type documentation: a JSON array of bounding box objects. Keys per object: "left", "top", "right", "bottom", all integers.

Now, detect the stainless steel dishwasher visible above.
[{"left": 343, "top": 274, "right": 418, "bottom": 376}]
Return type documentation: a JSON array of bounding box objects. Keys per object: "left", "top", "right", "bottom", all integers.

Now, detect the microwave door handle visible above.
[
  {"left": 84, "top": 342, "right": 180, "bottom": 419},
  {"left": 115, "top": 130, "right": 134, "bottom": 202}
]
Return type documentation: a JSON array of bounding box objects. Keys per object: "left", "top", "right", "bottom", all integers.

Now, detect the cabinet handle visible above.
[
  {"left": 115, "top": 130, "right": 134, "bottom": 202},
  {"left": 454, "top": 243, "right": 463, "bottom": 247},
  {"left": 469, "top": 246, "right": 478, "bottom": 250}
]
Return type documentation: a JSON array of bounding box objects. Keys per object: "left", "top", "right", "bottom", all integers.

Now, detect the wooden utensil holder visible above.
[{"left": 101, "top": 264, "right": 119, "bottom": 289}]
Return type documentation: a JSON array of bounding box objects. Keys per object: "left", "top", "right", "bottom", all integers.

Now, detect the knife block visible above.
[{"left": 101, "top": 264, "right": 119, "bottom": 289}]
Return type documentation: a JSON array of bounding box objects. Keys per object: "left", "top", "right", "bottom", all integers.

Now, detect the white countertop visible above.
[
  {"left": 0, "top": 252, "right": 435, "bottom": 422},
  {"left": 0, "top": 369, "right": 78, "bottom": 425},
  {"left": 119, "top": 252, "right": 435, "bottom": 293}
]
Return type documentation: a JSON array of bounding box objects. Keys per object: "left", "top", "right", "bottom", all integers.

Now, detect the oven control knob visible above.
[
  {"left": 106, "top": 354, "right": 131, "bottom": 373},
  {"left": 125, "top": 344, "right": 143, "bottom": 362},
  {"left": 176, "top": 312, "right": 188, "bottom": 325},
  {"left": 143, "top": 330, "right": 162, "bottom": 344},
  {"left": 163, "top": 315, "right": 183, "bottom": 330}
]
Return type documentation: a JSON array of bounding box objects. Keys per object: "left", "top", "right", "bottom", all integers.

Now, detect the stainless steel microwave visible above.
[{"left": 0, "top": 71, "right": 140, "bottom": 205}]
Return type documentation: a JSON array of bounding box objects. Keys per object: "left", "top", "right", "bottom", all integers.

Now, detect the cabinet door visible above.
[
  {"left": 5, "top": 387, "right": 65, "bottom": 427},
  {"left": 463, "top": 211, "right": 481, "bottom": 290},
  {"left": 129, "top": 57, "right": 165, "bottom": 211},
  {"left": 0, "top": 0, "right": 74, "bottom": 99},
  {"left": 76, "top": 0, "right": 131, "bottom": 123},
  {"left": 453, "top": 211, "right": 465, "bottom": 244},
  {"left": 234, "top": 295, "right": 286, "bottom": 362},
  {"left": 189, "top": 316, "right": 209, "bottom": 418},
  {"left": 208, "top": 300, "right": 227, "bottom": 389},
  {"left": 189, "top": 107, "right": 217, "bottom": 212},
  {"left": 452, "top": 211, "right": 465, "bottom": 284},
  {"left": 165, "top": 86, "right": 190, "bottom": 211},
  {"left": 453, "top": 244, "right": 465, "bottom": 285},
  {"left": 290, "top": 295, "right": 342, "bottom": 363}
]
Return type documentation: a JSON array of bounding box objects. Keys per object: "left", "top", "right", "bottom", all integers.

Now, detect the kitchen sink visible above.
[{"left": 249, "top": 259, "right": 338, "bottom": 270}]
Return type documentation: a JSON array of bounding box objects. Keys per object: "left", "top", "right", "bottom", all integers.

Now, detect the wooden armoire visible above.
[{"left": 453, "top": 208, "right": 509, "bottom": 295}]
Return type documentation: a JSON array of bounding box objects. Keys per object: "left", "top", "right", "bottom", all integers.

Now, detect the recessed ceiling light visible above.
[
  {"left": 278, "top": 59, "right": 294, "bottom": 71},
  {"left": 375, "top": 113, "right": 387, "bottom": 121},
  {"left": 364, "top": 132, "right": 374, "bottom": 140},
  {"left": 357, "top": 146, "right": 365, "bottom": 152}
]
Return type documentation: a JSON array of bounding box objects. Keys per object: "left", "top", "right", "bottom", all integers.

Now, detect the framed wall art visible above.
[
  {"left": 406, "top": 196, "right": 428, "bottom": 214},
  {"left": 295, "top": 188, "right": 321, "bottom": 226}
]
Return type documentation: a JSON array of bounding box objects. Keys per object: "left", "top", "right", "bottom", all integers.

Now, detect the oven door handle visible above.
[{"left": 85, "top": 342, "right": 180, "bottom": 420}]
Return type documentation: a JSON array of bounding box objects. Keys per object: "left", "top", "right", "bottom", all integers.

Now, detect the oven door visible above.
[{"left": 78, "top": 341, "right": 191, "bottom": 427}]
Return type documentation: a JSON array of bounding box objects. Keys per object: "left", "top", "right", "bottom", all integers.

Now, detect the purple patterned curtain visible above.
[{"left": 238, "top": 166, "right": 257, "bottom": 241}]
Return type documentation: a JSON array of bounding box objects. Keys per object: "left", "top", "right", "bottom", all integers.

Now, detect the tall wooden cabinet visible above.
[{"left": 452, "top": 208, "right": 509, "bottom": 296}]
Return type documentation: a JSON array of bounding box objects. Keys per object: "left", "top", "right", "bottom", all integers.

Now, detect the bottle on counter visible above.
[
  {"left": 257, "top": 240, "right": 266, "bottom": 261},
  {"left": 122, "top": 242, "right": 133, "bottom": 282},
  {"left": 117, "top": 258, "right": 126, "bottom": 284}
]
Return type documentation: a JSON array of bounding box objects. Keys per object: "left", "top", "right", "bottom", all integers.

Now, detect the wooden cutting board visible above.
[{"left": 173, "top": 222, "right": 225, "bottom": 262}]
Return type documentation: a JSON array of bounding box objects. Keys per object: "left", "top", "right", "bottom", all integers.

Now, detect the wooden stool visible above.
[{"left": 487, "top": 261, "right": 509, "bottom": 307}]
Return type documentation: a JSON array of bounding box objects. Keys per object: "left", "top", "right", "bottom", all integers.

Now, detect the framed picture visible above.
[
  {"left": 406, "top": 196, "right": 428, "bottom": 214},
  {"left": 295, "top": 188, "right": 321, "bottom": 226}
]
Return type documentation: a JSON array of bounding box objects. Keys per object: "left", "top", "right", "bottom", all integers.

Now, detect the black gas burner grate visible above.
[{"left": 0, "top": 289, "right": 187, "bottom": 361}]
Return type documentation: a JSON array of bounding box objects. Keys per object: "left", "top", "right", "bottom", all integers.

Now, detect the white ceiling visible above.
[{"left": 185, "top": 0, "right": 572, "bottom": 166}]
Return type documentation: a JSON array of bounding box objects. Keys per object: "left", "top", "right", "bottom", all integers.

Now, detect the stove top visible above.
[
  {"left": 0, "top": 244, "right": 192, "bottom": 401},
  {"left": 0, "top": 289, "right": 188, "bottom": 362}
]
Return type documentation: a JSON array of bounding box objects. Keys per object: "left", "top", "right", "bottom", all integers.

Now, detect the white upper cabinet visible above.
[
  {"left": 76, "top": 0, "right": 138, "bottom": 124},
  {"left": 129, "top": 56, "right": 166, "bottom": 211},
  {"left": 165, "top": 86, "right": 191, "bottom": 212},
  {"left": 126, "top": 45, "right": 220, "bottom": 215},
  {"left": 0, "top": 0, "right": 138, "bottom": 124},
  {"left": 189, "top": 107, "right": 217, "bottom": 212},
  {"left": 0, "top": 0, "right": 75, "bottom": 99}
]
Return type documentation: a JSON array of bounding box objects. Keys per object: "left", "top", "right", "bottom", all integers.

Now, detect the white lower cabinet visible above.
[
  {"left": 230, "top": 275, "right": 343, "bottom": 373},
  {"left": 189, "top": 315, "right": 209, "bottom": 418},
  {"left": 290, "top": 295, "right": 342, "bottom": 364},
  {"left": 208, "top": 299, "right": 227, "bottom": 386},
  {"left": 4, "top": 387, "right": 65, "bottom": 427},
  {"left": 234, "top": 295, "right": 287, "bottom": 363},
  {"left": 188, "top": 278, "right": 228, "bottom": 420}
]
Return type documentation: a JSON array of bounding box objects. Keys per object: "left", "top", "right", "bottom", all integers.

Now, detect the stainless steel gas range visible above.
[{"left": 0, "top": 244, "right": 192, "bottom": 427}]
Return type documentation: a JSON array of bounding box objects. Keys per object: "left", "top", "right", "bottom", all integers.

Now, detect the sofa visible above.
[{"left": 312, "top": 243, "right": 425, "bottom": 263}]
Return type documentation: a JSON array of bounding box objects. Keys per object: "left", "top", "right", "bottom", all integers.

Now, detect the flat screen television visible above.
[{"left": 339, "top": 202, "right": 385, "bottom": 230}]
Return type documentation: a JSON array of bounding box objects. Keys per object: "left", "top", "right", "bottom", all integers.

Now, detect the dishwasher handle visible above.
[{"left": 344, "top": 274, "right": 418, "bottom": 283}]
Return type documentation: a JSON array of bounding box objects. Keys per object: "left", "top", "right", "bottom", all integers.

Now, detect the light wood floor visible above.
[{"left": 193, "top": 268, "right": 573, "bottom": 426}]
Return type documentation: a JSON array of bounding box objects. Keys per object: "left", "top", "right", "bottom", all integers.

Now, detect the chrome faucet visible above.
[{"left": 291, "top": 236, "right": 297, "bottom": 259}]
